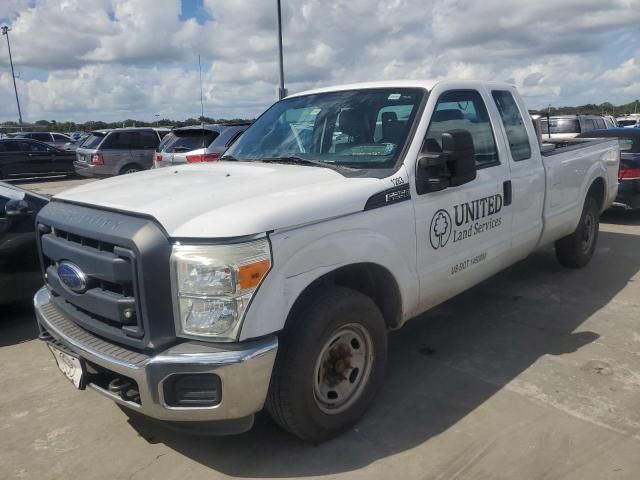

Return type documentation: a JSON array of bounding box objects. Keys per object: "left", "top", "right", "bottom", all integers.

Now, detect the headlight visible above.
[{"left": 171, "top": 238, "right": 271, "bottom": 340}]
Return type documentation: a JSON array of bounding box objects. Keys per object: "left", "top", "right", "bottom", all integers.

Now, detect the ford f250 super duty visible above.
[{"left": 34, "top": 80, "right": 619, "bottom": 442}]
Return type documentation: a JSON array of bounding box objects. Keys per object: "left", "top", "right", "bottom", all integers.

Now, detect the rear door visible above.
[
  {"left": 413, "top": 87, "right": 514, "bottom": 311},
  {"left": 99, "top": 131, "right": 137, "bottom": 172},
  {"left": 489, "top": 88, "right": 545, "bottom": 260},
  {"left": 130, "top": 129, "right": 161, "bottom": 169}
]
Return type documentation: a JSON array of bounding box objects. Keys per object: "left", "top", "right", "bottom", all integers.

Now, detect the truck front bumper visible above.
[{"left": 34, "top": 287, "right": 278, "bottom": 433}]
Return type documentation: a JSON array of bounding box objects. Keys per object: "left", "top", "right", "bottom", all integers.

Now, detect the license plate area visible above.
[{"left": 48, "top": 344, "right": 86, "bottom": 389}]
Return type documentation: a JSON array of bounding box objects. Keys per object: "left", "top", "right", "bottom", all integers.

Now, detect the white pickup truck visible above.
[{"left": 34, "top": 80, "right": 619, "bottom": 442}]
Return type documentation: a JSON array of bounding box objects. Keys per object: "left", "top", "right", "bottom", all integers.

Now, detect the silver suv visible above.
[
  {"left": 153, "top": 123, "right": 249, "bottom": 168},
  {"left": 74, "top": 127, "right": 170, "bottom": 177}
]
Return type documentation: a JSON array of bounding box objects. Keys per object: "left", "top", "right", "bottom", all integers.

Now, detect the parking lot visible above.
[{"left": 1, "top": 179, "right": 639, "bottom": 480}]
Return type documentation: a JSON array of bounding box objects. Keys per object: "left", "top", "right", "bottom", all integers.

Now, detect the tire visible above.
[
  {"left": 266, "top": 286, "right": 387, "bottom": 443},
  {"left": 119, "top": 164, "right": 141, "bottom": 175},
  {"left": 555, "top": 195, "right": 600, "bottom": 268}
]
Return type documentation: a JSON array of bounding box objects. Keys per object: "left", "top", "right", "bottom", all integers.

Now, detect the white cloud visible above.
[{"left": 1, "top": 0, "right": 640, "bottom": 122}]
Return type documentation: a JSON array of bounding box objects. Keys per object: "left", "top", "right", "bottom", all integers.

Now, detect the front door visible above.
[
  {"left": 412, "top": 88, "right": 513, "bottom": 311},
  {"left": 18, "top": 140, "right": 54, "bottom": 176}
]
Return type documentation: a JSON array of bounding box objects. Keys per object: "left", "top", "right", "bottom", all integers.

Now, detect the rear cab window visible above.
[{"left": 491, "top": 90, "right": 532, "bottom": 161}]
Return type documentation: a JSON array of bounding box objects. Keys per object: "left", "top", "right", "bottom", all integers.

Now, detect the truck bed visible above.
[{"left": 538, "top": 137, "right": 619, "bottom": 246}]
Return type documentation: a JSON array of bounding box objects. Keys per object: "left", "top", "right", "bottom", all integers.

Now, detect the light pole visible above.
[
  {"left": 276, "top": 0, "right": 287, "bottom": 99},
  {"left": 2, "top": 26, "right": 23, "bottom": 125}
]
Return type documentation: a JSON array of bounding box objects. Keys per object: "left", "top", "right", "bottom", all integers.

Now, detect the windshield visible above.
[
  {"left": 157, "top": 129, "right": 219, "bottom": 153},
  {"left": 225, "top": 88, "right": 425, "bottom": 170},
  {"left": 540, "top": 118, "right": 580, "bottom": 134},
  {"left": 81, "top": 132, "right": 106, "bottom": 149},
  {"left": 618, "top": 119, "right": 639, "bottom": 127}
]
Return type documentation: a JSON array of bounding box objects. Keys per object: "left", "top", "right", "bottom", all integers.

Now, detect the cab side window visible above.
[
  {"left": 423, "top": 90, "right": 499, "bottom": 168},
  {"left": 491, "top": 90, "right": 532, "bottom": 161}
]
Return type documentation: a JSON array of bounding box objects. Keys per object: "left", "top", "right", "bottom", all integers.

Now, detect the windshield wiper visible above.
[
  {"left": 220, "top": 154, "right": 238, "bottom": 161},
  {"left": 260, "top": 156, "right": 342, "bottom": 171}
]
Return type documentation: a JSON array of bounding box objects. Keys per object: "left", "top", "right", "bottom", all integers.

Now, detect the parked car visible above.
[
  {"left": 33, "top": 79, "right": 619, "bottom": 442},
  {"left": 578, "top": 128, "right": 640, "bottom": 210},
  {"left": 0, "top": 138, "right": 76, "bottom": 180},
  {"left": 539, "top": 114, "right": 608, "bottom": 140},
  {"left": 0, "top": 182, "right": 48, "bottom": 305},
  {"left": 616, "top": 115, "right": 640, "bottom": 128},
  {"left": 15, "top": 131, "right": 78, "bottom": 151},
  {"left": 74, "top": 127, "right": 170, "bottom": 177},
  {"left": 153, "top": 123, "right": 250, "bottom": 168}
]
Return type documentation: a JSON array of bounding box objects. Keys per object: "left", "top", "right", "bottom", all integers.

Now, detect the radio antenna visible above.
[{"left": 199, "top": 55, "right": 205, "bottom": 126}]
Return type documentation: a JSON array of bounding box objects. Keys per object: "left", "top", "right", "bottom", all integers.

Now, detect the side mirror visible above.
[
  {"left": 416, "top": 129, "right": 477, "bottom": 194},
  {"left": 5, "top": 199, "right": 31, "bottom": 218}
]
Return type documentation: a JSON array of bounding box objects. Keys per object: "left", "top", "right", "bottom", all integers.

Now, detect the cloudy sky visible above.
[{"left": 1, "top": 0, "right": 640, "bottom": 123}]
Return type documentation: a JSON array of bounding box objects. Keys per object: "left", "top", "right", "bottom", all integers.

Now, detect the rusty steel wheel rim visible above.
[{"left": 313, "top": 323, "right": 374, "bottom": 415}]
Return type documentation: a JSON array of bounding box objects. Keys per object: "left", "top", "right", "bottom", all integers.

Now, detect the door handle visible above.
[{"left": 503, "top": 180, "right": 512, "bottom": 206}]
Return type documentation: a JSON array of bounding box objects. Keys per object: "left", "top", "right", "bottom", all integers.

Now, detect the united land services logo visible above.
[
  {"left": 429, "top": 209, "right": 452, "bottom": 249},
  {"left": 429, "top": 193, "right": 504, "bottom": 250}
]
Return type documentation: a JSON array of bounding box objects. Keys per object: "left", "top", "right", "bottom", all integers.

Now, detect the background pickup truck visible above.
[{"left": 33, "top": 80, "right": 619, "bottom": 442}]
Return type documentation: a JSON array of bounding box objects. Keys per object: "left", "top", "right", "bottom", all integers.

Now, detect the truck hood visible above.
[{"left": 55, "top": 162, "right": 389, "bottom": 238}]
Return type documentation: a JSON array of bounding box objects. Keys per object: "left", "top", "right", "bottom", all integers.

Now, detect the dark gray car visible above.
[
  {"left": 74, "top": 127, "right": 170, "bottom": 177},
  {"left": 153, "top": 123, "right": 249, "bottom": 168},
  {"left": 15, "top": 131, "right": 78, "bottom": 151}
]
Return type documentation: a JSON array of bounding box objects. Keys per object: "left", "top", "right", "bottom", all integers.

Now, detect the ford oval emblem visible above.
[{"left": 57, "top": 261, "right": 88, "bottom": 293}]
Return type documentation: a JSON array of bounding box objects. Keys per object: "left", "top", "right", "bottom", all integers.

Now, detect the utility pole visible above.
[
  {"left": 2, "top": 26, "right": 23, "bottom": 126},
  {"left": 276, "top": 0, "right": 287, "bottom": 99}
]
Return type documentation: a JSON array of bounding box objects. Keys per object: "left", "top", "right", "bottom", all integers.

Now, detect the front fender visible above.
[{"left": 238, "top": 208, "right": 419, "bottom": 341}]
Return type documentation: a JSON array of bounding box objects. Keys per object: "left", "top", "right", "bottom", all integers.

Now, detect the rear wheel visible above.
[
  {"left": 555, "top": 195, "right": 599, "bottom": 268},
  {"left": 119, "top": 164, "right": 142, "bottom": 175},
  {"left": 267, "top": 287, "right": 387, "bottom": 443}
]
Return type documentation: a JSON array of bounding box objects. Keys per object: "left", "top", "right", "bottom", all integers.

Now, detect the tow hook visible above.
[{"left": 108, "top": 377, "right": 140, "bottom": 403}]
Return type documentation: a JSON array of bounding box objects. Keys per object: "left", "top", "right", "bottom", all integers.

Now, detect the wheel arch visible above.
[
  {"left": 119, "top": 162, "right": 144, "bottom": 175},
  {"left": 286, "top": 263, "right": 403, "bottom": 332},
  {"left": 238, "top": 224, "right": 419, "bottom": 341},
  {"left": 587, "top": 176, "right": 606, "bottom": 212}
]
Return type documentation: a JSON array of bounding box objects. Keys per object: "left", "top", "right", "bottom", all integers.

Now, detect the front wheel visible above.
[
  {"left": 266, "top": 287, "right": 387, "bottom": 443},
  {"left": 555, "top": 195, "right": 600, "bottom": 268}
]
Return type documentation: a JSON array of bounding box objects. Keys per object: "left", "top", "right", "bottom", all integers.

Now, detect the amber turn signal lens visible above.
[{"left": 238, "top": 259, "right": 270, "bottom": 290}]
